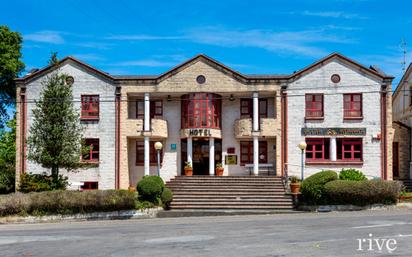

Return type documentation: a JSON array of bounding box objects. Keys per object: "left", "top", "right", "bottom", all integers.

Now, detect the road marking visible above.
[{"left": 352, "top": 222, "right": 412, "bottom": 229}]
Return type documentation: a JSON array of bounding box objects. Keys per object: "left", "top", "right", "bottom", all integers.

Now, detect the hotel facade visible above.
[{"left": 15, "top": 53, "right": 394, "bottom": 190}]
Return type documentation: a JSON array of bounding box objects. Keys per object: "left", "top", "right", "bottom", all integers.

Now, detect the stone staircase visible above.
[
  {"left": 165, "top": 176, "right": 294, "bottom": 210},
  {"left": 398, "top": 179, "right": 412, "bottom": 192}
]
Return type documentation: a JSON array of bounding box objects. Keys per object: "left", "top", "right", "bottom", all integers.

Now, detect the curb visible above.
[
  {"left": 297, "top": 203, "right": 412, "bottom": 212},
  {"left": 0, "top": 208, "right": 162, "bottom": 225}
]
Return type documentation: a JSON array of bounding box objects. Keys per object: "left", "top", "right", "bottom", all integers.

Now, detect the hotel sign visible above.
[
  {"left": 189, "top": 129, "right": 212, "bottom": 137},
  {"left": 301, "top": 128, "right": 366, "bottom": 136}
]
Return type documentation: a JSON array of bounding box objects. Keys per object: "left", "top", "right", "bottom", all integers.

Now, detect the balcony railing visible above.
[
  {"left": 124, "top": 118, "right": 168, "bottom": 138},
  {"left": 234, "top": 118, "right": 277, "bottom": 138}
]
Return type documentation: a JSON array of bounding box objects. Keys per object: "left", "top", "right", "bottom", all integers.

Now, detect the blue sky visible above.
[{"left": 2, "top": 0, "right": 412, "bottom": 87}]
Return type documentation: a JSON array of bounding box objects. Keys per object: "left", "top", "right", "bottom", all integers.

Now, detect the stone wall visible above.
[{"left": 393, "top": 122, "right": 411, "bottom": 179}]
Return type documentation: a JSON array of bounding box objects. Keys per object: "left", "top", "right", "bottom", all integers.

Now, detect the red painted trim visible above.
[
  {"left": 115, "top": 91, "right": 121, "bottom": 189},
  {"left": 343, "top": 93, "right": 362, "bottom": 119},
  {"left": 20, "top": 90, "right": 27, "bottom": 175},
  {"left": 181, "top": 93, "right": 221, "bottom": 129},
  {"left": 280, "top": 90, "right": 288, "bottom": 176},
  {"left": 382, "top": 91, "right": 388, "bottom": 180},
  {"left": 306, "top": 161, "right": 364, "bottom": 166},
  {"left": 305, "top": 94, "right": 323, "bottom": 118}
]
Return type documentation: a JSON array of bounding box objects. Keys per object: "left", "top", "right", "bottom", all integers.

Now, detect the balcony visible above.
[
  {"left": 234, "top": 118, "right": 277, "bottom": 138},
  {"left": 124, "top": 118, "right": 168, "bottom": 138}
]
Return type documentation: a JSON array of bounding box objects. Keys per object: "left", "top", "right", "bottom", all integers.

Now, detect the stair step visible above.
[{"left": 170, "top": 205, "right": 294, "bottom": 209}]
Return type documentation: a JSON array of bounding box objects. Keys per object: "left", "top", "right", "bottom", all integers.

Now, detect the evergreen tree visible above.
[
  {"left": 0, "top": 116, "right": 16, "bottom": 193},
  {"left": 48, "top": 51, "right": 59, "bottom": 66},
  {"left": 0, "top": 26, "right": 25, "bottom": 127},
  {"left": 27, "top": 73, "right": 83, "bottom": 178}
]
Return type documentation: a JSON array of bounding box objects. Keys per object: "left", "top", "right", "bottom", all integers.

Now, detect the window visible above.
[
  {"left": 136, "top": 100, "right": 163, "bottom": 119},
  {"left": 343, "top": 94, "right": 362, "bottom": 118},
  {"left": 82, "top": 139, "right": 99, "bottom": 162},
  {"left": 305, "top": 94, "right": 323, "bottom": 119},
  {"left": 240, "top": 99, "right": 268, "bottom": 118},
  {"left": 136, "top": 141, "right": 163, "bottom": 165},
  {"left": 240, "top": 141, "right": 267, "bottom": 165},
  {"left": 181, "top": 93, "right": 221, "bottom": 128},
  {"left": 410, "top": 87, "right": 412, "bottom": 107},
  {"left": 81, "top": 181, "right": 98, "bottom": 190},
  {"left": 305, "top": 138, "right": 330, "bottom": 161},
  {"left": 337, "top": 138, "right": 362, "bottom": 161},
  {"left": 81, "top": 95, "right": 99, "bottom": 119}
]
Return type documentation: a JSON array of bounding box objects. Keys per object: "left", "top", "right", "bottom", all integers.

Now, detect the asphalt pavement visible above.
[{"left": 1, "top": 210, "right": 412, "bottom": 257}]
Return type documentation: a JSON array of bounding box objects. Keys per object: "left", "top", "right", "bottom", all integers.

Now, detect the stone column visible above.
[
  {"left": 253, "top": 92, "right": 259, "bottom": 176},
  {"left": 330, "top": 137, "right": 337, "bottom": 161},
  {"left": 187, "top": 137, "right": 193, "bottom": 167},
  {"left": 209, "top": 137, "right": 215, "bottom": 176},
  {"left": 144, "top": 93, "right": 150, "bottom": 176}
]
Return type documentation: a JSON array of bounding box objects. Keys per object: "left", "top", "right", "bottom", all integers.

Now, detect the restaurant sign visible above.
[{"left": 301, "top": 128, "right": 366, "bottom": 136}]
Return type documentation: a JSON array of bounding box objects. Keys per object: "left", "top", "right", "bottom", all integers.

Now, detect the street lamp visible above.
[
  {"left": 154, "top": 142, "right": 163, "bottom": 177},
  {"left": 297, "top": 141, "right": 307, "bottom": 181}
]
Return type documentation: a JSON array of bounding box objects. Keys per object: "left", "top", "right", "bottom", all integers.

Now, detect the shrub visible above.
[
  {"left": 19, "top": 173, "right": 68, "bottom": 193},
  {"left": 136, "top": 176, "right": 164, "bottom": 203},
  {"left": 324, "top": 179, "right": 402, "bottom": 206},
  {"left": 301, "top": 170, "right": 338, "bottom": 204},
  {"left": 161, "top": 187, "right": 173, "bottom": 208},
  {"left": 339, "top": 168, "right": 367, "bottom": 181},
  {"left": 0, "top": 190, "right": 137, "bottom": 216},
  {"left": 0, "top": 167, "right": 15, "bottom": 194}
]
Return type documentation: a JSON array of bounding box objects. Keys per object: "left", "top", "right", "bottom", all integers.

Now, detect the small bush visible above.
[
  {"left": 161, "top": 187, "right": 173, "bottom": 208},
  {"left": 339, "top": 168, "right": 367, "bottom": 181},
  {"left": 0, "top": 190, "right": 137, "bottom": 216},
  {"left": 0, "top": 167, "right": 15, "bottom": 194},
  {"left": 136, "top": 176, "right": 164, "bottom": 203},
  {"left": 19, "top": 173, "right": 68, "bottom": 193},
  {"left": 324, "top": 179, "right": 402, "bottom": 206},
  {"left": 301, "top": 170, "right": 338, "bottom": 204}
]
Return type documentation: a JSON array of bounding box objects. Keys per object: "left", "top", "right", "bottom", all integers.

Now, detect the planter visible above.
[
  {"left": 216, "top": 167, "right": 224, "bottom": 176},
  {"left": 290, "top": 183, "right": 301, "bottom": 194},
  {"left": 128, "top": 186, "right": 136, "bottom": 192},
  {"left": 184, "top": 167, "right": 193, "bottom": 176}
]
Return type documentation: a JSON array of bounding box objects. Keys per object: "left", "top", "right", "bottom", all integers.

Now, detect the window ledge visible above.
[
  {"left": 81, "top": 117, "right": 100, "bottom": 121},
  {"left": 305, "top": 117, "right": 324, "bottom": 121},
  {"left": 305, "top": 161, "right": 363, "bottom": 165},
  {"left": 343, "top": 116, "right": 363, "bottom": 121}
]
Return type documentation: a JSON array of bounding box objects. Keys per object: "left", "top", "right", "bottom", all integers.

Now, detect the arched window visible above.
[{"left": 181, "top": 93, "right": 221, "bottom": 129}]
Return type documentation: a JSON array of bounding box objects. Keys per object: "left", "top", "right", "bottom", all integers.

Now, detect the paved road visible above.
[{"left": 1, "top": 210, "right": 412, "bottom": 257}]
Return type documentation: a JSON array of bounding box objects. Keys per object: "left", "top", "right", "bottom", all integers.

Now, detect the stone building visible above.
[
  {"left": 392, "top": 63, "right": 412, "bottom": 181},
  {"left": 15, "top": 53, "right": 394, "bottom": 190}
]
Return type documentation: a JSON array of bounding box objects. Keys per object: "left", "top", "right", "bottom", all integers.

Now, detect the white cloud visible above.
[
  {"left": 72, "top": 53, "right": 105, "bottom": 62},
  {"left": 299, "top": 10, "right": 367, "bottom": 19},
  {"left": 24, "top": 31, "right": 65, "bottom": 44},
  {"left": 104, "top": 35, "right": 185, "bottom": 40},
  {"left": 185, "top": 27, "right": 356, "bottom": 57}
]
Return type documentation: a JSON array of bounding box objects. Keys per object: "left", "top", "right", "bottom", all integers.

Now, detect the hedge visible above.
[
  {"left": 161, "top": 187, "right": 173, "bottom": 208},
  {"left": 339, "top": 168, "right": 367, "bottom": 181},
  {"left": 301, "top": 170, "right": 338, "bottom": 204},
  {"left": 19, "top": 173, "right": 68, "bottom": 193},
  {"left": 324, "top": 179, "right": 402, "bottom": 206},
  {"left": 0, "top": 190, "right": 137, "bottom": 216}
]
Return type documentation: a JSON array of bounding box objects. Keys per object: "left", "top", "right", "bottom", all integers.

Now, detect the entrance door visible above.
[
  {"left": 393, "top": 142, "right": 399, "bottom": 178},
  {"left": 181, "top": 139, "right": 222, "bottom": 175}
]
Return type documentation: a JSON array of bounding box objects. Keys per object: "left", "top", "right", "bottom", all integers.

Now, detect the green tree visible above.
[
  {"left": 0, "top": 26, "right": 25, "bottom": 127},
  {"left": 27, "top": 73, "right": 83, "bottom": 178},
  {"left": 0, "top": 116, "right": 16, "bottom": 193},
  {"left": 48, "top": 51, "right": 59, "bottom": 66}
]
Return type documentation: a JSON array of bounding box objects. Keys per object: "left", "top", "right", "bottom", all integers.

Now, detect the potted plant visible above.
[
  {"left": 216, "top": 162, "right": 224, "bottom": 176},
  {"left": 184, "top": 161, "right": 193, "bottom": 176},
  {"left": 289, "top": 176, "right": 301, "bottom": 194}
]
